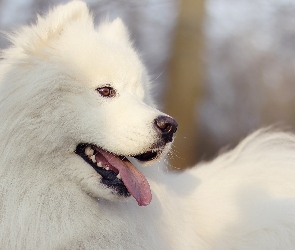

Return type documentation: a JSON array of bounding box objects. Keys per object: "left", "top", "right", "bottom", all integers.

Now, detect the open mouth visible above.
[{"left": 75, "top": 143, "right": 160, "bottom": 206}]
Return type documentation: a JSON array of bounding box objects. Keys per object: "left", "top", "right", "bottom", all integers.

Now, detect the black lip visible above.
[
  {"left": 134, "top": 151, "right": 158, "bottom": 161},
  {"left": 75, "top": 143, "right": 129, "bottom": 197},
  {"left": 75, "top": 143, "right": 162, "bottom": 196}
]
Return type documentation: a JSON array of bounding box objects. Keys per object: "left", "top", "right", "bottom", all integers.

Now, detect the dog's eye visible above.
[{"left": 96, "top": 87, "right": 116, "bottom": 97}]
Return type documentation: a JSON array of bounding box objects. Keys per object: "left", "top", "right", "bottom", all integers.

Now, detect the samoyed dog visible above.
[{"left": 1, "top": 1, "right": 295, "bottom": 249}]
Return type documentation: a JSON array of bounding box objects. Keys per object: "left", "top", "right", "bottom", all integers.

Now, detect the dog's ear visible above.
[
  {"left": 97, "top": 18, "right": 130, "bottom": 44},
  {"left": 6, "top": 0, "right": 92, "bottom": 54}
]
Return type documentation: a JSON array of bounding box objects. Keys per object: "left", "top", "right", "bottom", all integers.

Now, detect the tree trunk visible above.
[{"left": 165, "top": 0, "right": 205, "bottom": 170}]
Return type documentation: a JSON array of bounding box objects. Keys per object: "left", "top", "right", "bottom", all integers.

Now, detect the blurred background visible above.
[{"left": 1, "top": 0, "right": 295, "bottom": 169}]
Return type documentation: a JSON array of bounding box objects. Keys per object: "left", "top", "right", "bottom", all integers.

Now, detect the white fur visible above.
[{"left": 1, "top": 1, "right": 295, "bottom": 249}]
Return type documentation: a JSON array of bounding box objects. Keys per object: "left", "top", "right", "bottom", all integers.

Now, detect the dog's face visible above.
[{"left": 0, "top": 1, "right": 177, "bottom": 206}]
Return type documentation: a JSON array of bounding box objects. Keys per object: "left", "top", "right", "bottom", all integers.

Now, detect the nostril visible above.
[
  {"left": 157, "top": 120, "right": 173, "bottom": 134},
  {"left": 154, "top": 116, "right": 178, "bottom": 142}
]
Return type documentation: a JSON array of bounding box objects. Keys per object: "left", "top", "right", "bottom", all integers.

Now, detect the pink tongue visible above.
[{"left": 97, "top": 149, "right": 152, "bottom": 206}]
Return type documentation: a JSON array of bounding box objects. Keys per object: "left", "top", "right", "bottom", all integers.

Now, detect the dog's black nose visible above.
[{"left": 154, "top": 115, "right": 178, "bottom": 143}]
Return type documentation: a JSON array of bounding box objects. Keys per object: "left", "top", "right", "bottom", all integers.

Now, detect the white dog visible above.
[{"left": 1, "top": 1, "right": 295, "bottom": 249}]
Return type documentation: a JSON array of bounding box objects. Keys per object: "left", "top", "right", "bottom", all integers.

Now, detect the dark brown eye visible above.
[{"left": 96, "top": 87, "right": 116, "bottom": 97}]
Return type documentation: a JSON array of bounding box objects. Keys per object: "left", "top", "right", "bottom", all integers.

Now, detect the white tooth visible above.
[
  {"left": 90, "top": 155, "right": 96, "bottom": 163},
  {"left": 105, "top": 167, "right": 109, "bottom": 170},
  {"left": 97, "top": 162, "right": 102, "bottom": 168},
  {"left": 85, "top": 146, "right": 91, "bottom": 155},
  {"left": 85, "top": 147, "right": 94, "bottom": 156},
  {"left": 117, "top": 173, "right": 121, "bottom": 180}
]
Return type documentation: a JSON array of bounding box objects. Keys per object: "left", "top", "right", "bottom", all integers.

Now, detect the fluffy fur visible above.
[{"left": 1, "top": 1, "right": 295, "bottom": 249}]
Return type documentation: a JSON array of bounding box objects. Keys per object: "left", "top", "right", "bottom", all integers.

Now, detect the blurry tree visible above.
[
  {"left": 165, "top": 0, "right": 205, "bottom": 169},
  {"left": 198, "top": 0, "right": 295, "bottom": 160}
]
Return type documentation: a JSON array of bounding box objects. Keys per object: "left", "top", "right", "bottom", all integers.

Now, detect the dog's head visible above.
[{"left": 0, "top": 1, "right": 177, "bottom": 206}]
